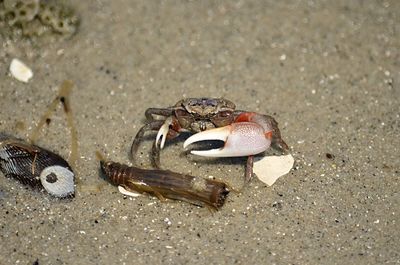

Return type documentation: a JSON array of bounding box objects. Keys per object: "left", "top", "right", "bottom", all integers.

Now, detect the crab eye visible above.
[{"left": 211, "top": 111, "right": 234, "bottom": 127}]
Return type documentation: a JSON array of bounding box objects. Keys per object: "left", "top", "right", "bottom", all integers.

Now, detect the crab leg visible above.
[{"left": 130, "top": 120, "right": 165, "bottom": 164}]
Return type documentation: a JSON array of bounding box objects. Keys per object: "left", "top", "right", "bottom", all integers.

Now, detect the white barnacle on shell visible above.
[{"left": 40, "top": 165, "right": 75, "bottom": 197}]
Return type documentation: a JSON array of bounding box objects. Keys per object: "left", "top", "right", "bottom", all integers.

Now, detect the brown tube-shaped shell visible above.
[{"left": 100, "top": 160, "right": 229, "bottom": 210}]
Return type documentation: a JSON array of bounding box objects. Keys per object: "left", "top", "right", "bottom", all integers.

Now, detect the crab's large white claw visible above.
[
  {"left": 156, "top": 117, "right": 173, "bottom": 149},
  {"left": 183, "top": 122, "right": 272, "bottom": 157}
]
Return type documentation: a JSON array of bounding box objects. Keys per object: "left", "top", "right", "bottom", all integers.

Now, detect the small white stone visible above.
[{"left": 9, "top": 58, "right": 33, "bottom": 83}]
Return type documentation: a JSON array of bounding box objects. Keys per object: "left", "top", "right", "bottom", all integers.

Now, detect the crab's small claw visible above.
[
  {"left": 183, "top": 122, "right": 272, "bottom": 157},
  {"left": 156, "top": 117, "right": 173, "bottom": 149}
]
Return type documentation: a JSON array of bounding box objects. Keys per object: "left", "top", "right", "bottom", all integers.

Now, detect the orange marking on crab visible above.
[
  {"left": 234, "top": 112, "right": 256, "bottom": 123},
  {"left": 265, "top": 131, "right": 273, "bottom": 139}
]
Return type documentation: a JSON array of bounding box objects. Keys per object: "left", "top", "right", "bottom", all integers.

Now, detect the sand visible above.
[{"left": 0, "top": 1, "right": 399, "bottom": 264}]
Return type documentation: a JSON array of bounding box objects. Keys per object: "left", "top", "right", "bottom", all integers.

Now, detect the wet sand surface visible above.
[{"left": 0, "top": 1, "right": 399, "bottom": 264}]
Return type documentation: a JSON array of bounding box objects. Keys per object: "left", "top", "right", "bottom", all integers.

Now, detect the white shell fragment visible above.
[
  {"left": 9, "top": 58, "right": 33, "bottom": 83},
  {"left": 118, "top": 185, "right": 142, "bottom": 197},
  {"left": 253, "top": 154, "right": 294, "bottom": 186}
]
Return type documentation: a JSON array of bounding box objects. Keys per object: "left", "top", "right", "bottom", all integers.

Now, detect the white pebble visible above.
[{"left": 9, "top": 58, "right": 33, "bottom": 83}]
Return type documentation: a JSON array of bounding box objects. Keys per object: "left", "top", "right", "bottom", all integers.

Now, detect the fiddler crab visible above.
[{"left": 131, "top": 98, "right": 289, "bottom": 183}]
